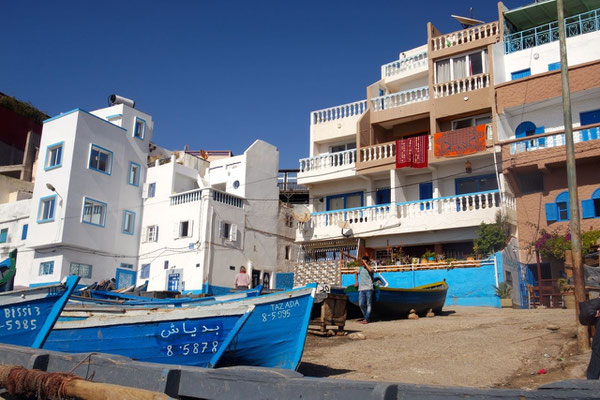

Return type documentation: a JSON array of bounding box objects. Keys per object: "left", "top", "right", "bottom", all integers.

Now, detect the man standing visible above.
[
  {"left": 587, "top": 309, "right": 600, "bottom": 379},
  {"left": 354, "top": 256, "right": 374, "bottom": 324}
]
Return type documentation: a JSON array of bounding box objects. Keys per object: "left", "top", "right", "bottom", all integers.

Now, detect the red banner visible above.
[
  {"left": 395, "top": 135, "right": 429, "bottom": 169},
  {"left": 433, "top": 124, "right": 487, "bottom": 158}
]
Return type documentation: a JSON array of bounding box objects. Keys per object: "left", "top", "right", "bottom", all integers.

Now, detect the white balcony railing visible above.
[
  {"left": 382, "top": 51, "right": 428, "bottom": 78},
  {"left": 371, "top": 86, "right": 429, "bottom": 112},
  {"left": 299, "top": 149, "right": 356, "bottom": 173},
  {"left": 311, "top": 100, "right": 368, "bottom": 125},
  {"left": 431, "top": 22, "right": 499, "bottom": 51},
  {"left": 170, "top": 188, "right": 244, "bottom": 208},
  {"left": 509, "top": 125, "right": 600, "bottom": 155},
  {"left": 433, "top": 73, "right": 490, "bottom": 98},
  {"left": 311, "top": 204, "right": 393, "bottom": 229}
]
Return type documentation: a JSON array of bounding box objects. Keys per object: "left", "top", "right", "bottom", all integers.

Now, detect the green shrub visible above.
[{"left": 474, "top": 212, "right": 510, "bottom": 257}]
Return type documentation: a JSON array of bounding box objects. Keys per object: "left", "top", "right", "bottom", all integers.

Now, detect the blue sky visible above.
[{"left": 2, "top": 0, "right": 529, "bottom": 168}]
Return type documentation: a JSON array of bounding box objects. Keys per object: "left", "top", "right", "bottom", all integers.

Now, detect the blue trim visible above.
[
  {"left": 21, "top": 224, "right": 28, "bottom": 240},
  {"left": 511, "top": 68, "right": 531, "bottom": 80},
  {"left": 81, "top": 197, "right": 108, "bottom": 228},
  {"left": 582, "top": 199, "right": 596, "bottom": 219},
  {"left": 115, "top": 268, "right": 136, "bottom": 289},
  {"left": 122, "top": 210, "right": 135, "bottom": 235},
  {"left": 140, "top": 263, "right": 150, "bottom": 279},
  {"left": 548, "top": 62, "right": 561, "bottom": 71},
  {"left": 105, "top": 113, "right": 123, "bottom": 119},
  {"left": 148, "top": 182, "right": 156, "bottom": 198},
  {"left": 44, "top": 141, "right": 64, "bottom": 171},
  {"left": 44, "top": 108, "right": 126, "bottom": 132},
  {"left": 133, "top": 117, "right": 146, "bottom": 140},
  {"left": 208, "top": 306, "right": 254, "bottom": 367},
  {"left": 39, "top": 261, "right": 54, "bottom": 276},
  {"left": 88, "top": 144, "right": 114, "bottom": 175},
  {"left": 31, "top": 275, "right": 80, "bottom": 348},
  {"left": 37, "top": 194, "right": 57, "bottom": 223},
  {"left": 0, "top": 228, "right": 7, "bottom": 243},
  {"left": 29, "top": 281, "right": 60, "bottom": 288},
  {"left": 128, "top": 161, "right": 141, "bottom": 187}
]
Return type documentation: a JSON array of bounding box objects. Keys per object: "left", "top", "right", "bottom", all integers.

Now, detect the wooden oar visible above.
[{"left": 0, "top": 364, "right": 172, "bottom": 400}]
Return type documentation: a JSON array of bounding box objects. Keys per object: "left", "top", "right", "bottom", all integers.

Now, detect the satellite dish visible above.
[
  {"left": 451, "top": 15, "right": 484, "bottom": 28},
  {"left": 336, "top": 220, "right": 350, "bottom": 229},
  {"left": 291, "top": 204, "right": 311, "bottom": 223}
]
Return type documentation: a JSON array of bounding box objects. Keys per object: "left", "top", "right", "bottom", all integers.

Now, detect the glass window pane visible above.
[
  {"left": 436, "top": 59, "right": 451, "bottom": 83},
  {"left": 346, "top": 194, "right": 362, "bottom": 209},
  {"left": 469, "top": 52, "right": 483, "bottom": 75},
  {"left": 328, "top": 197, "right": 344, "bottom": 211},
  {"left": 453, "top": 56, "right": 467, "bottom": 79}
]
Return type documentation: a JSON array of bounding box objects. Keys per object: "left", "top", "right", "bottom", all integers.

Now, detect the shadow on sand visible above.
[{"left": 297, "top": 362, "right": 353, "bottom": 378}]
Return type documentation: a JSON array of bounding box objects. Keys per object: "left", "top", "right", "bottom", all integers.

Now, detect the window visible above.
[
  {"left": 128, "top": 162, "right": 141, "bottom": 186},
  {"left": 82, "top": 198, "right": 107, "bottom": 227},
  {"left": 175, "top": 220, "right": 193, "bottom": 238},
  {"left": 511, "top": 69, "right": 531, "bottom": 80},
  {"left": 285, "top": 214, "right": 294, "bottom": 227},
  {"left": 144, "top": 183, "right": 156, "bottom": 199},
  {"left": 39, "top": 261, "right": 54, "bottom": 276},
  {"left": 548, "top": 62, "right": 561, "bottom": 71},
  {"left": 0, "top": 228, "right": 7, "bottom": 243},
  {"left": 451, "top": 114, "right": 492, "bottom": 130},
  {"left": 21, "top": 224, "right": 28, "bottom": 240},
  {"left": 140, "top": 263, "right": 150, "bottom": 279},
  {"left": 285, "top": 245, "right": 291, "bottom": 260},
  {"left": 219, "top": 221, "right": 237, "bottom": 241},
  {"left": 455, "top": 174, "right": 498, "bottom": 195},
  {"left": 580, "top": 109, "right": 600, "bottom": 126},
  {"left": 44, "top": 142, "right": 63, "bottom": 171},
  {"left": 435, "top": 50, "right": 487, "bottom": 83},
  {"left": 517, "top": 171, "right": 544, "bottom": 194},
  {"left": 545, "top": 191, "right": 570, "bottom": 222},
  {"left": 326, "top": 192, "right": 363, "bottom": 211},
  {"left": 37, "top": 195, "right": 56, "bottom": 223},
  {"left": 164, "top": 260, "right": 169, "bottom": 270},
  {"left": 133, "top": 117, "right": 146, "bottom": 140},
  {"left": 582, "top": 188, "right": 600, "bottom": 219},
  {"left": 122, "top": 210, "right": 135, "bottom": 235},
  {"left": 376, "top": 188, "right": 391, "bottom": 205},
  {"left": 146, "top": 225, "right": 158, "bottom": 242},
  {"left": 330, "top": 142, "right": 356, "bottom": 153},
  {"left": 120, "top": 263, "right": 134, "bottom": 269},
  {"left": 89, "top": 144, "right": 113, "bottom": 175},
  {"left": 69, "top": 262, "right": 92, "bottom": 278}
]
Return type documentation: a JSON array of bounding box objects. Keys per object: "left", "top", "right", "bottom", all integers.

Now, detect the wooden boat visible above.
[
  {"left": 45, "top": 301, "right": 254, "bottom": 368},
  {"left": 0, "top": 275, "right": 80, "bottom": 348},
  {"left": 0, "top": 250, "right": 17, "bottom": 292},
  {"left": 341, "top": 280, "right": 448, "bottom": 317}
]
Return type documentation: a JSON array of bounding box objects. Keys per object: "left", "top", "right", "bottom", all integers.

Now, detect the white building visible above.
[{"left": 0, "top": 198, "right": 31, "bottom": 262}]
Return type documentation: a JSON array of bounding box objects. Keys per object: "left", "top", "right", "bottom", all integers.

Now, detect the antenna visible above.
[{"left": 291, "top": 204, "right": 311, "bottom": 223}]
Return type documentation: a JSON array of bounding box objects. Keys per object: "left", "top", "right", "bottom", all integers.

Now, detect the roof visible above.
[{"left": 504, "top": 0, "right": 600, "bottom": 31}]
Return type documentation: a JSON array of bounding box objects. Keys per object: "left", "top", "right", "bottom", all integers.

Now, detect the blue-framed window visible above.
[
  {"left": 116, "top": 268, "right": 136, "bottom": 289},
  {"left": 122, "top": 210, "right": 135, "bottom": 235},
  {"left": 39, "top": 261, "right": 54, "bottom": 276},
  {"left": 326, "top": 192, "right": 363, "bottom": 211},
  {"left": 44, "top": 142, "right": 63, "bottom": 171},
  {"left": 511, "top": 68, "right": 531, "bottom": 80},
  {"left": 21, "top": 224, "right": 28, "bottom": 240},
  {"left": 148, "top": 183, "right": 156, "bottom": 198},
  {"left": 69, "top": 262, "right": 92, "bottom": 278},
  {"left": 0, "top": 228, "right": 7, "bottom": 243},
  {"left": 455, "top": 174, "right": 498, "bottom": 195},
  {"left": 548, "top": 62, "right": 561, "bottom": 71},
  {"left": 376, "top": 188, "right": 391, "bottom": 205},
  {"left": 515, "top": 121, "right": 546, "bottom": 148},
  {"left": 88, "top": 144, "right": 113, "bottom": 175},
  {"left": 37, "top": 195, "right": 57, "bottom": 223},
  {"left": 582, "top": 188, "right": 600, "bottom": 219},
  {"left": 120, "top": 263, "right": 134, "bottom": 269},
  {"left": 545, "top": 191, "right": 570, "bottom": 222},
  {"left": 419, "top": 182, "right": 433, "bottom": 210},
  {"left": 133, "top": 117, "right": 146, "bottom": 140},
  {"left": 128, "top": 162, "right": 141, "bottom": 186},
  {"left": 140, "top": 263, "right": 150, "bottom": 279},
  {"left": 82, "top": 197, "right": 107, "bottom": 227}
]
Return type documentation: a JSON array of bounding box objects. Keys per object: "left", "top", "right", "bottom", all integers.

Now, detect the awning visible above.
[
  {"left": 504, "top": 0, "right": 600, "bottom": 32},
  {"left": 300, "top": 238, "right": 359, "bottom": 250}
]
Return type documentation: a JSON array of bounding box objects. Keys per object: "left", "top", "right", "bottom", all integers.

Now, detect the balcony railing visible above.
[
  {"left": 433, "top": 73, "right": 490, "bottom": 98},
  {"left": 170, "top": 188, "right": 244, "bottom": 208},
  {"left": 509, "top": 125, "right": 600, "bottom": 155},
  {"left": 431, "top": 22, "right": 498, "bottom": 51},
  {"left": 307, "top": 190, "right": 514, "bottom": 228},
  {"left": 311, "top": 100, "right": 368, "bottom": 125},
  {"left": 504, "top": 8, "right": 600, "bottom": 54},
  {"left": 299, "top": 149, "right": 356, "bottom": 173},
  {"left": 170, "top": 188, "right": 202, "bottom": 205},
  {"left": 382, "top": 51, "right": 428, "bottom": 78},
  {"left": 371, "top": 86, "right": 429, "bottom": 111},
  {"left": 212, "top": 189, "right": 244, "bottom": 208},
  {"left": 359, "top": 137, "right": 433, "bottom": 163}
]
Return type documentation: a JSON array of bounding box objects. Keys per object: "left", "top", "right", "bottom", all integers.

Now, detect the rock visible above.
[
  {"left": 348, "top": 332, "right": 366, "bottom": 340},
  {"left": 547, "top": 324, "right": 560, "bottom": 331},
  {"left": 408, "top": 309, "right": 419, "bottom": 320},
  {"left": 327, "top": 330, "right": 336, "bottom": 337},
  {"left": 426, "top": 309, "right": 435, "bottom": 318}
]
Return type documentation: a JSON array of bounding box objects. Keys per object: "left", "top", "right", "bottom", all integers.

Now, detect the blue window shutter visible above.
[
  {"left": 511, "top": 69, "right": 531, "bottom": 80},
  {"left": 580, "top": 109, "right": 600, "bottom": 126},
  {"left": 21, "top": 224, "right": 28, "bottom": 240},
  {"left": 545, "top": 203, "right": 558, "bottom": 222},
  {"left": 582, "top": 199, "right": 595, "bottom": 219},
  {"left": 535, "top": 127, "right": 546, "bottom": 147},
  {"left": 548, "top": 62, "right": 560, "bottom": 71}
]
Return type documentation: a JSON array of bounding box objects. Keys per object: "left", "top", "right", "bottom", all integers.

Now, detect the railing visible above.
[
  {"left": 433, "top": 73, "right": 490, "bottom": 98},
  {"left": 278, "top": 181, "right": 308, "bottom": 191},
  {"left": 359, "top": 137, "right": 433, "bottom": 163},
  {"left": 311, "top": 204, "right": 393, "bottom": 228},
  {"left": 170, "top": 188, "right": 202, "bottom": 205},
  {"left": 311, "top": 100, "right": 368, "bottom": 125},
  {"left": 371, "top": 86, "right": 429, "bottom": 111},
  {"left": 431, "top": 22, "right": 498, "bottom": 51},
  {"left": 509, "top": 125, "right": 600, "bottom": 154},
  {"left": 212, "top": 189, "right": 243, "bottom": 208},
  {"left": 170, "top": 188, "right": 244, "bottom": 208},
  {"left": 504, "top": 8, "right": 600, "bottom": 54},
  {"left": 382, "top": 51, "right": 428, "bottom": 78},
  {"left": 299, "top": 149, "right": 356, "bottom": 173},
  {"left": 340, "top": 258, "right": 494, "bottom": 274}
]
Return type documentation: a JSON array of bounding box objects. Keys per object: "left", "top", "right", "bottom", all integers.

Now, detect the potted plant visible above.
[
  {"left": 421, "top": 249, "right": 437, "bottom": 264},
  {"left": 494, "top": 282, "right": 512, "bottom": 308},
  {"left": 557, "top": 278, "right": 575, "bottom": 309}
]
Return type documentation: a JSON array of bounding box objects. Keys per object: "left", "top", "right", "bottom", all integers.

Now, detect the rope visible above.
[{"left": 1, "top": 365, "right": 79, "bottom": 400}]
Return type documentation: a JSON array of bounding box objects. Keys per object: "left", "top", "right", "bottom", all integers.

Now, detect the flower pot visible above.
[
  {"left": 500, "top": 298, "right": 512, "bottom": 308},
  {"left": 563, "top": 293, "right": 576, "bottom": 309}
]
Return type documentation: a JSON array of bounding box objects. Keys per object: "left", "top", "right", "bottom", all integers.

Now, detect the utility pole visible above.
[{"left": 557, "top": 0, "right": 589, "bottom": 351}]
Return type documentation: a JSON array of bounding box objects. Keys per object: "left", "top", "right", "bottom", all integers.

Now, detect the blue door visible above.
[
  {"left": 419, "top": 182, "right": 433, "bottom": 210},
  {"left": 115, "top": 268, "right": 136, "bottom": 290},
  {"left": 168, "top": 273, "right": 180, "bottom": 291},
  {"left": 376, "top": 188, "right": 391, "bottom": 204}
]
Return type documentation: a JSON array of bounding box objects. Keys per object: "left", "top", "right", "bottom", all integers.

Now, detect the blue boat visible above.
[
  {"left": 45, "top": 302, "right": 254, "bottom": 368},
  {"left": 0, "top": 275, "right": 80, "bottom": 348},
  {"left": 341, "top": 281, "right": 448, "bottom": 318}
]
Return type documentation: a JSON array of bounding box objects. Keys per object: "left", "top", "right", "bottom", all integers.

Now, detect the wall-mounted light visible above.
[
  {"left": 465, "top": 161, "right": 472, "bottom": 174},
  {"left": 319, "top": 198, "right": 324, "bottom": 203},
  {"left": 46, "top": 183, "right": 64, "bottom": 204}
]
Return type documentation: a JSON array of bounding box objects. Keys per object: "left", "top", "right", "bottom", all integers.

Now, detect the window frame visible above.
[
  {"left": 21, "top": 224, "right": 28, "bottom": 240},
  {"left": 69, "top": 262, "right": 92, "bottom": 278},
  {"left": 582, "top": 188, "right": 600, "bottom": 219},
  {"left": 133, "top": 117, "right": 146, "bottom": 140},
  {"left": 120, "top": 263, "right": 134, "bottom": 269},
  {"left": 44, "top": 141, "right": 64, "bottom": 171},
  {"left": 140, "top": 263, "right": 150, "bottom": 279},
  {"left": 128, "top": 161, "right": 141, "bottom": 187},
  {"left": 81, "top": 197, "right": 108, "bottom": 228},
  {"left": 146, "top": 225, "right": 158, "bottom": 242},
  {"left": 88, "top": 144, "right": 113, "bottom": 175},
  {"left": 434, "top": 49, "right": 488, "bottom": 84},
  {"left": 37, "top": 195, "right": 57, "bottom": 223},
  {"left": 39, "top": 261, "right": 54, "bottom": 276},
  {"left": 148, "top": 183, "right": 156, "bottom": 198},
  {"left": 122, "top": 210, "right": 136, "bottom": 235},
  {"left": 0, "top": 228, "right": 7, "bottom": 243},
  {"left": 546, "top": 191, "right": 570, "bottom": 223}
]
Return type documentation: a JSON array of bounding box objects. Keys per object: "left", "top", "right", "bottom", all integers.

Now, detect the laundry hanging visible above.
[{"left": 395, "top": 134, "right": 429, "bottom": 169}]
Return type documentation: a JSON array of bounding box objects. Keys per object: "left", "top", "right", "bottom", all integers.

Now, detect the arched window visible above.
[
  {"left": 545, "top": 191, "right": 570, "bottom": 222},
  {"left": 515, "top": 121, "right": 546, "bottom": 149},
  {"left": 582, "top": 188, "right": 600, "bottom": 219},
  {"left": 515, "top": 121, "right": 536, "bottom": 138}
]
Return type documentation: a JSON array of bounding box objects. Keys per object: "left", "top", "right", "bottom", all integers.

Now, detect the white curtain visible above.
[
  {"left": 435, "top": 59, "right": 451, "bottom": 83},
  {"left": 453, "top": 56, "right": 467, "bottom": 79}
]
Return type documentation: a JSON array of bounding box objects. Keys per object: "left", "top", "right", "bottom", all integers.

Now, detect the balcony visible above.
[
  {"left": 370, "top": 86, "right": 429, "bottom": 112},
  {"left": 170, "top": 188, "right": 244, "bottom": 208},
  {"left": 311, "top": 100, "right": 368, "bottom": 125},
  {"left": 504, "top": 8, "right": 600, "bottom": 54},
  {"left": 508, "top": 126, "right": 600, "bottom": 155},
  {"left": 430, "top": 22, "right": 499, "bottom": 54},
  {"left": 297, "top": 190, "right": 515, "bottom": 241},
  {"left": 381, "top": 51, "right": 428, "bottom": 80},
  {"left": 433, "top": 73, "right": 490, "bottom": 98},
  {"left": 298, "top": 149, "right": 357, "bottom": 184}
]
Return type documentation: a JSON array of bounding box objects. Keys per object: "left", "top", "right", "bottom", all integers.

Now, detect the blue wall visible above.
[{"left": 342, "top": 253, "right": 503, "bottom": 308}]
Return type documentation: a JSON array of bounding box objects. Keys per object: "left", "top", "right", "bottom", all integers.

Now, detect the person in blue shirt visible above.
[{"left": 354, "top": 256, "right": 374, "bottom": 324}]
